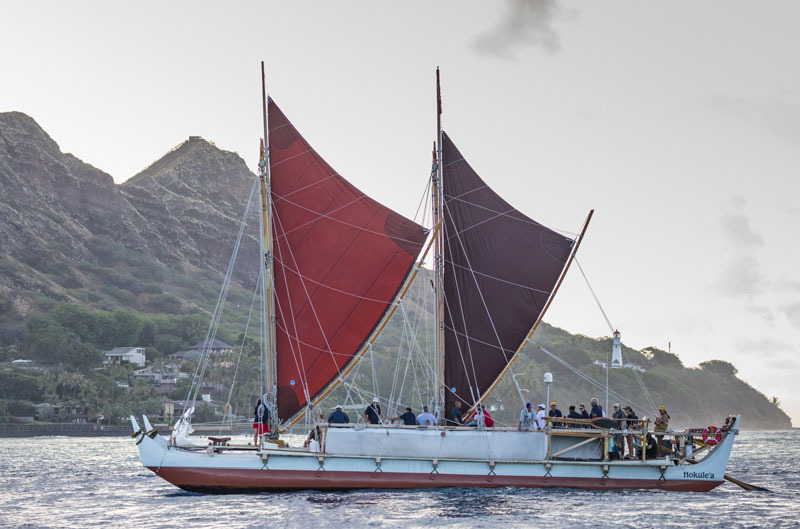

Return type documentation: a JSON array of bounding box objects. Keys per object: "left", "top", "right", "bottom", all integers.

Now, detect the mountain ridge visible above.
[{"left": 0, "top": 111, "right": 791, "bottom": 429}]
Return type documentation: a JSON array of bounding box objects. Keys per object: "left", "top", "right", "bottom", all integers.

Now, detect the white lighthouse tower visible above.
[{"left": 611, "top": 329, "right": 623, "bottom": 368}]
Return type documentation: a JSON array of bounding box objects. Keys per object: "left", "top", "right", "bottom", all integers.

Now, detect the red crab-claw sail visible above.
[
  {"left": 268, "top": 99, "right": 428, "bottom": 421},
  {"left": 441, "top": 131, "right": 576, "bottom": 410}
]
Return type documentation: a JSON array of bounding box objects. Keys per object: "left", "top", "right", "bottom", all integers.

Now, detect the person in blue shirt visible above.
[
  {"left": 589, "top": 397, "right": 604, "bottom": 419},
  {"left": 327, "top": 405, "right": 349, "bottom": 424},
  {"left": 448, "top": 401, "right": 464, "bottom": 426},
  {"left": 389, "top": 407, "right": 417, "bottom": 426}
]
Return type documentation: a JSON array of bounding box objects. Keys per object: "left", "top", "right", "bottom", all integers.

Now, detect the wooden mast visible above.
[
  {"left": 433, "top": 68, "right": 446, "bottom": 421},
  {"left": 259, "top": 61, "right": 278, "bottom": 410}
]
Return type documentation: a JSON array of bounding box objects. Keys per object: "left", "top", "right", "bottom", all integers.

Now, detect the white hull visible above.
[{"left": 131, "top": 416, "right": 739, "bottom": 493}]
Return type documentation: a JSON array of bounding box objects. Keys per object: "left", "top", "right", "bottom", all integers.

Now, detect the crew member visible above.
[
  {"left": 388, "top": 406, "right": 417, "bottom": 426},
  {"left": 416, "top": 406, "right": 436, "bottom": 426},
  {"left": 328, "top": 405, "right": 349, "bottom": 424},
  {"left": 364, "top": 397, "right": 383, "bottom": 425},
  {"left": 253, "top": 398, "right": 269, "bottom": 445},
  {"left": 449, "top": 401, "right": 464, "bottom": 426},
  {"left": 519, "top": 402, "right": 534, "bottom": 430}
]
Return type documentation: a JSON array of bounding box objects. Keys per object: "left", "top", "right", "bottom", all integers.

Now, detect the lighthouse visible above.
[{"left": 611, "top": 329, "right": 623, "bottom": 368}]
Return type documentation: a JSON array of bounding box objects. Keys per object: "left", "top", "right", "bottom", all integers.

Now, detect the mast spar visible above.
[
  {"left": 433, "top": 68, "right": 446, "bottom": 420},
  {"left": 259, "top": 61, "right": 278, "bottom": 414}
]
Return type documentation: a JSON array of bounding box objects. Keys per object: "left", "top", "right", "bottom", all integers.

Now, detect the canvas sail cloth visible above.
[
  {"left": 441, "top": 132, "right": 574, "bottom": 408},
  {"left": 268, "top": 99, "right": 427, "bottom": 420}
]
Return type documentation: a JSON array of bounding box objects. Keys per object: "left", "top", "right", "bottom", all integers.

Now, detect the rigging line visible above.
[
  {"left": 538, "top": 346, "right": 652, "bottom": 415},
  {"left": 574, "top": 256, "right": 615, "bottom": 334},
  {"left": 271, "top": 324, "right": 355, "bottom": 357},
  {"left": 443, "top": 326, "right": 515, "bottom": 354},
  {"left": 271, "top": 172, "right": 339, "bottom": 201},
  {"left": 443, "top": 157, "right": 465, "bottom": 167},
  {"left": 440, "top": 236, "right": 483, "bottom": 405},
  {"left": 623, "top": 345, "right": 658, "bottom": 414},
  {"left": 445, "top": 196, "right": 548, "bottom": 230},
  {"left": 272, "top": 192, "right": 367, "bottom": 238},
  {"left": 267, "top": 119, "right": 292, "bottom": 135},
  {"left": 444, "top": 204, "right": 528, "bottom": 242},
  {"left": 273, "top": 194, "right": 426, "bottom": 246},
  {"left": 185, "top": 177, "right": 258, "bottom": 409},
  {"left": 192, "top": 182, "right": 258, "bottom": 404},
  {"left": 388, "top": 307, "right": 412, "bottom": 414},
  {"left": 445, "top": 261, "right": 554, "bottom": 295},
  {"left": 448, "top": 184, "right": 490, "bottom": 201},
  {"left": 443, "top": 199, "right": 514, "bottom": 395},
  {"left": 369, "top": 342, "right": 378, "bottom": 399},
  {"left": 224, "top": 271, "right": 262, "bottom": 421},
  {"left": 273, "top": 200, "right": 353, "bottom": 411},
  {"left": 270, "top": 261, "right": 397, "bottom": 303},
  {"left": 413, "top": 176, "right": 433, "bottom": 225},
  {"left": 268, "top": 147, "right": 314, "bottom": 169},
  {"left": 397, "top": 299, "right": 433, "bottom": 405},
  {"left": 271, "top": 206, "right": 316, "bottom": 415}
]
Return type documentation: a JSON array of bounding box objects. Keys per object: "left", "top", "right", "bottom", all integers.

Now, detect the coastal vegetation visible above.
[{"left": 0, "top": 111, "right": 790, "bottom": 430}]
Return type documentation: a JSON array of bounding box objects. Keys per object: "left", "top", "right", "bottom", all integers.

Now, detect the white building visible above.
[
  {"left": 104, "top": 347, "right": 146, "bottom": 367},
  {"left": 188, "top": 339, "right": 233, "bottom": 356}
]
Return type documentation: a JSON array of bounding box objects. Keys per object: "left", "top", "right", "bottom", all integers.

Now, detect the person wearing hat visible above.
[
  {"left": 611, "top": 403, "right": 626, "bottom": 457},
  {"left": 548, "top": 401, "right": 563, "bottom": 429},
  {"left": 534, "top": 403, "right": 547, "bottom": 430},
  {"left": 654, "top": 405, "right": 670, "bottom": 456},
  {"left": 519, "top": 402, "right": 534, "bottom": 430},
  {"left": 624, "top": 405, "right": 639, "bottom": 458},
  {"left": 416, "top": 405, "right": 436, "bottom": 426},
  {"left": 589, "top": 397, "right": 604, "bottom": 419},
  {"left": 327, "top": 405, "right": 349, "bottom": 424},
  {"left": 364, "top": 397, "right": 383, "bottom": 425},
  {"left": 388, "top": 406, "right": 416, "bottom": 426}
]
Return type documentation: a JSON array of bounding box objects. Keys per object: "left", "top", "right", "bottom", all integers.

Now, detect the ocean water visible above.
[{"left": 1, "top": 430, "right": 798, "bottom": 529}]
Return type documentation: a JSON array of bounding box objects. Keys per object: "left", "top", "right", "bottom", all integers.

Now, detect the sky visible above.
[{"left": 2, "top": 1, "right": 799, "bottom": 426}]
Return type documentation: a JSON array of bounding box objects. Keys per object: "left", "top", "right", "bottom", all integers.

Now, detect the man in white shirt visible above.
[
  {"left": 535, "top": 403, "right": 547, "bottom": 430},
  {"left": 416, "top": 405, "right": 436, "bottom": 426}
]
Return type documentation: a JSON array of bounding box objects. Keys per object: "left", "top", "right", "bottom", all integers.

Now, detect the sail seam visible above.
[
  {"left": 272, "top": 258, "right": 399, "bottom": 303},
  {"left": 273, "top": 195, "right": 424, "bottom": 246},
  {"left": 445, "top": 261, "right": 554, "bottom": 295},
  {"left": 446, "top": 197, "right": 546, "bottom": 231},
  {"left": 272, "top": 172, "right": 339, "bottom": 201}
]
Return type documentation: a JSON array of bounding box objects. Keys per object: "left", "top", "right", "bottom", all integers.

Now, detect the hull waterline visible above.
[
  {"left": 148, "top": 465, "right": 723, "bottom": 493},
  {"left": 132, "top": 416, "right": 738, "bottom": 494}
]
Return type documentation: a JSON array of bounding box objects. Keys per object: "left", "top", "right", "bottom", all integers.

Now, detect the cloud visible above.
[
  {"left": 472, "top": 0, "right": 566, "bottom": 58},
  {"left": 707, "top": 90, "right": 800, "bottom": 143},
  {"left": 720, "top": 214, "right": 764, "bottom": 247},
  {"left": 749, "top": 305, "right": 776, "bottom": 326},
  {"left": 734, "top": 337, "right": 795, "bottom": 355},
  {"left": 781, "top": 303, "right": 800, "bottom": 330},
  {"left": 714, "top": 256, "right": 766, "bottom": 299}
]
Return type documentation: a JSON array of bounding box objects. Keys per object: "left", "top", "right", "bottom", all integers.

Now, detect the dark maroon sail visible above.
[
  {"left": 441, "top": 132, "right": 574, "bottom": 408},
  {"left": 269, "top": 99, "right": 428, "bottom": 421}
]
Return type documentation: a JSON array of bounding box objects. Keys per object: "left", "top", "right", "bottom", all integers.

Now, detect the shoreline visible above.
[{"left": 0, "top": 424, "right": 254, "bottom": 438}]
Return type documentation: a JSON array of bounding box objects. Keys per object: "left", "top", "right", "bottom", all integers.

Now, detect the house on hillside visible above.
[
  {"left": 188, "top": 339, "right": 233, "bottom": 356},
  {"left": 104, "top": 347, "right": 146, "bottom": 367},
  {"left": 134, "top": 363, "right": 188, "bottom": 396}
]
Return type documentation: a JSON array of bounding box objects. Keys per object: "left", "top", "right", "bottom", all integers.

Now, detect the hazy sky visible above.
[{"left": 3, "top": 1, "right": 799, "bottom": 425}]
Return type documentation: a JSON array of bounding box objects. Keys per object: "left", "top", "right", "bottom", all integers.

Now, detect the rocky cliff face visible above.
[{"left": 0, "top": 112, "right": 259, "bottom": 317}]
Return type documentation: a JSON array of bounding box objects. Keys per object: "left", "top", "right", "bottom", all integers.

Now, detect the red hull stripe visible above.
[{"left": 148, "top": 467, "right": 723, "bottom": 493}]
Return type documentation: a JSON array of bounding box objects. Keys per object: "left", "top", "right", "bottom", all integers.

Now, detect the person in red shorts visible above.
[{"left": 253, "top": 398, "right": 269, "bottom": 445}]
